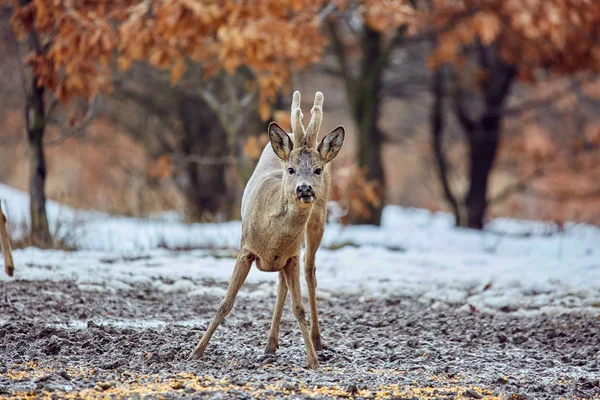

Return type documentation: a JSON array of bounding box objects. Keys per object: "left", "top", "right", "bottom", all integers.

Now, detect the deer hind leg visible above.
[
  {"left": 283, "top": 256, "right": 319, "bottom": 369},
  {"left": 305, "top": 214, "right": 325, "bottom": 351},
  {"left": 265, "top": 271, "right": 287, "bottom": 354},
  {"left": 188, "top": 250, "right": 254, "bottom": 361}
]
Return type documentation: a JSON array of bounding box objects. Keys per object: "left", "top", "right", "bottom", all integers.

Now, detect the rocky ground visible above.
[{"left": 0, "top": 279, "right": 599, "bottom": 399}]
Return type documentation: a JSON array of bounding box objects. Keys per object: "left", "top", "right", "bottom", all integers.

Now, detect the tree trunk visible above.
[
  {"left": 228, "top": 107, "right": 263, "bottom": 221},
  {"left": 430, "top": 66, "right": 463, "bottom": 226},
  {"left": 26, "top": 73, "right": 52, "bottom": 247},
  {"left": 350, "top": 27, "right": 386, "bottom": 225},
  {"left": 464, "top": 121, "right": 500, "bottom": 229},
  {"left": 19, "top": 0, "right": 51, "bottom": 246},
  {"left": 327, "top": 21, "right": 389, "bottom": 225},
  {"left": 178, "top": 95, "right": 229, "bottom": 222},
  {"left": 454, "top": 44, "right": 515, "bottom": 229}
]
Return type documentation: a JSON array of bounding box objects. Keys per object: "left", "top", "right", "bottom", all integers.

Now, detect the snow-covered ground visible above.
[{"left": 1, "top": 183, "right": 599, "bottom": 315}]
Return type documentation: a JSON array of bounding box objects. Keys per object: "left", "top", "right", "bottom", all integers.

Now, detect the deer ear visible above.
[
  {"left": 268, "top": 122, "right": 293, "bottom": 161},
  {"left": 318, "top": 126, "right": 345, "bottom": 163}
]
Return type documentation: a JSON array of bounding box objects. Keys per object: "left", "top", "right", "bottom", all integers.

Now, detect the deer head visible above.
[{"left": 268, "top": 91, "right": 345, "bottom": 207}]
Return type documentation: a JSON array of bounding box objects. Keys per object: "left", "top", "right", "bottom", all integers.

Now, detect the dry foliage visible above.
[
  {"left": 487, "top": 75, "right": 600, "bottom": 226},
  {"left": 4, "top": 0, "right": 420, "bottom": 118},
  {"left": 330, "top": 163, "right": 382, "bottom": 225},
  {"left": 427, "top": 0, "right": 600, "bottom": 78},
  {"left": 358, "top": 0, "right": 416, "bottom": 33},
  {"left": 148, "top": 154, "right": 173, "bottom": 179},
  {"left": 5, "top": 0, "right": 329, "bottom": 119},
  {"left": 242, "top": 134, "right": 269, "bottom": 161}
]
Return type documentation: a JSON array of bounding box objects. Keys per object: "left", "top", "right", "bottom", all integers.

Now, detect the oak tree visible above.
[
  {"left": 427, "top": 0, "right": 600, "bottom": 229},
  {"left": 4, "top": 0, "right": 328, "bottom": 237},
  {"left": 326, "top": 0, "right": 415, "bottom": 225}
]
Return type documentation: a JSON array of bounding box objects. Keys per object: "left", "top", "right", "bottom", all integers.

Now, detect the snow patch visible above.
[{"left": 1, "top": 184, "right": 600, "bottom": 315}]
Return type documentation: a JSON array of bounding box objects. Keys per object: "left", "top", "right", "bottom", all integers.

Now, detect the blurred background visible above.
[{"left": 1, "top": 0, "right": 599, "bottom": 248}]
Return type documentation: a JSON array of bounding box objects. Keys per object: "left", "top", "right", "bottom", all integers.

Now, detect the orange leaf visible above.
[
  {"left": 170, "top": 59, "right": 186, "bottom": 86},
  {"left": 259, "top": 102, "right": 271, "bottom": 121},
  {"left": 149, "top": 155, "right": 173, "bottom": 179}
]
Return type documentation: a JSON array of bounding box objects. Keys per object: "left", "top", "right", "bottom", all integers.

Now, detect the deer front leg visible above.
[
  {"left": 304, "top": 256, "right": 322, "bottom": 351},
  {"left": 187, "top": 250, "right": 253, "bottom": 361},
  {"left": 282, "top": 256, "right": 319, "bottom": 369},
  {"left": 265, "top": 271, "right": 287, "bottom": 354},
  {"left": 305, "top": 219, "right": 325, "bottom": 351}
]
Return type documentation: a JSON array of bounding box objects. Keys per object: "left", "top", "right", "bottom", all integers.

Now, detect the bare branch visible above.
[
  {"left": 383, "top": 75, "right": 430, "bottom": 98},
  {"left": 312, "top": 64, "right": 343, "bottom": 76},
  {"left": 114, "top": 70, "right": 257, "bottom": 157},
  {"left": 111, "top": 79, "right": 174, "bottom": 125},
  {"left": 45, "top": 96, "right": 59, "bottom": 121},
  {"left": 326, "top": 19, "right": 355, "bottom": 103},
  {"left": 196, "top": 87, "right": 221, "bottom": 114},
  {"left": 196, "top": 85, "right": 239, "bottom": 145},
  {"left": 452, "top": 89, "right": 477, "bottom": 133},
  {"left": 489, "top": 168, "right": 544, "bottom": 204},
  {"left": 168, "top": 153, "right": 237, "bottom": 166},
  {"left": 523, "top": 187, "right": 600, "bottom": 202},
  {"left": 0, "top": 132, "right": 22, "bottom": 146},
  {"left": 234, "top": 88, "right": 258, "bottom": 134},
  {"left": 239, "top": 89, "right": 257, "bottom": 109},
  {"left": 430, "top": 65, "right": 462, "bottom": 225},
  {"left": 224, "top": 76, "right": 239, "bottom": 113},
  {"left": 315, "top": 0, "right": 338, "bottom": 23},
  {"left": 498, "top": 75, "right": 594, "bottom": 118},
  {"left": 16, "top": 43, "right": 28, "bottom": 99},
  {"left": 571, "top": 75, "right": 600, "bottom": 112},
  {"left": 45, "top": 97, "right": 102, "bottom": 146},
  {"left": 479, "top": 43, "right": 516, "bottom": 108}
]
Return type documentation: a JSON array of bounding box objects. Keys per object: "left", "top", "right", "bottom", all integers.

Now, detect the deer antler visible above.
[
  {"left": 291, "top": 91, "right": 306, "bottom": 148},
  {"left": 305, "top": 92, "right": 323, "bottom": 148}
]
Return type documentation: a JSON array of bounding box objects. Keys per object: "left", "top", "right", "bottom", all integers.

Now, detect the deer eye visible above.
[
  {"left": 314, "top": 168, "right": 322, "bottom": 175},
  {"left": 287, "top": 167, "right": 295, "bottom": 175}
]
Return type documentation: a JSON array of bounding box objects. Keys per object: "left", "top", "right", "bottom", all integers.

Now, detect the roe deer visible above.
[{"left": 187, "top": 91, "right": 344, "bottom": 369}]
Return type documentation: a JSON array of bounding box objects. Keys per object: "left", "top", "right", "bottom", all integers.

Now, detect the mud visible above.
[{"left": 0, "top": 279, "right": 599, "bottom": 399}]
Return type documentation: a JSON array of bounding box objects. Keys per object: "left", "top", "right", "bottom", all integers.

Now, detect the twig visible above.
[
  {"left": 315, "top": 0, "right": 338, "bottom": 22},
  {"left": 501, "top": 76, "right": 592, "bottom": 118},
  {"left": 169, "top": 153, "right": 237, "bottom": 166},
  {"left": 45, "top": 97, "right": 102, "bottom": 145},
  {"left": 326, "top": 19, "right": 355, "bottom": 103},
  {"left": 45, "top": 96, "right": 59, "bottom": 121},
  {"left": 489, "top": 168, "right": 544, "bottom": 204},
  {"left": 0, "top": 201, "right": 14, "bottom": 277},
  {"left": 430, "top": 65, "right": 462, "bottom": 225},
  {"left": 522, "top": 187, "right": 600, "bottom": 202}
]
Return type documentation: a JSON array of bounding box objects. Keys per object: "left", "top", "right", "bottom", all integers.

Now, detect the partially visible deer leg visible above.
[
  {"left": 188, "top": 250, "right": 254, "bottom": 361},
  {"left": 265, "top": 271, "right": 287, "bottom": 354},
  {"left": 283, "top": 256, "right": 319, "bottom": 369},
  {"left": 305, "top": 213, "right": 325, "bottom": 351}
]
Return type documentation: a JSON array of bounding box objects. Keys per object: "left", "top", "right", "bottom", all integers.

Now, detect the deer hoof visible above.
[
  {"left": 187, "top": 346, "right": 205, "bottom": 361},
  {"left": 264, "top": 337, "right": 278, "bottom": 354},
  {"left": 307, "top": 358, "right": 320, "bottom": 370}
]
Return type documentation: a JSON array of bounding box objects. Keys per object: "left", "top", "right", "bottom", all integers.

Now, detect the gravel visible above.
[{"left": 0, "top": 279, "right": 599, "bottom": 399}]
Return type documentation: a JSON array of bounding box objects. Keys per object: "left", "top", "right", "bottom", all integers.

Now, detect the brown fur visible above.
[{"left": 187, "top": 91, "right": 345, "bottom": 369}]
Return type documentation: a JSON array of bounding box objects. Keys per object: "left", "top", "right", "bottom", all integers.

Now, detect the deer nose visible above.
[{"left": 296, "top": 184, "right": 313, "bottom": 197}]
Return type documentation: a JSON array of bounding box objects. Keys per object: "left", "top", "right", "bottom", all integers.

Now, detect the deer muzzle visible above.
[{"left": 296, "top": 184, "right": 314, "bottom": 203}]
